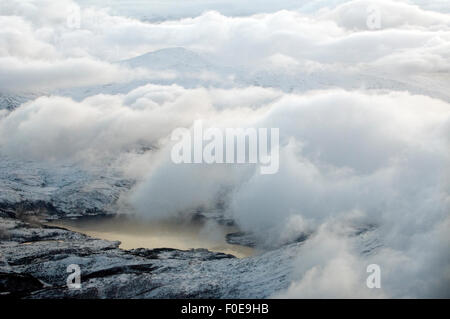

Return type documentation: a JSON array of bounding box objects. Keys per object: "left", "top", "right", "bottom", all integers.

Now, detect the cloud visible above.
[
  {"left": 319, "top": 0, "right": 450, "bottom": 30},
  {"left": 1, "top": 82, "right": 448, "bottom": 298},
  {"left": 1, "top": 0, "right": 450, "bottom": 93},
  {"left": 274, "top": 223, "right": 386, "bottom": 298},
  {"left": 276, "top": 213, "right": 450, "bottom": 298},
  {"left": 0, "top": 84, "right": 213, "bottom": 159},
  {"left": 0, "top": 56, "right": 156, "bottom": 91},
  {"left": 72, "top": 0, "right": 450, "bottom": 20},
  {"left": 0, "top": 0, "right": 449, "bottom": 298}
]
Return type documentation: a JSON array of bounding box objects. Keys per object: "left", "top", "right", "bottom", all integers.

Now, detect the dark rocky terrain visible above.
[{"left": 0, "top": 204, "right": 304, "bottom": 298}]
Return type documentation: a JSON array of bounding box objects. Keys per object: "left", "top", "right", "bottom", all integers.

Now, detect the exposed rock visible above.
[
  {"left": 0, "top": 214, "right": 302, "bottom": 298},
  {"left": 0, "top": 210, "right": 382, "bottom": 299},
  {"left": 0, "top": 155, "right": 134, "bottom": 218},
  {"left": 129, "top": 248, "right": 236, "bottom": 261},
  {"left": 226, "top": 232, "right": 257, "bottom": 248},
  {"left": 0, "top": 272, "right": 44, "bottom": 297},
  {"left": 0, "top": 92, "right": 46, "bottom": 111}
]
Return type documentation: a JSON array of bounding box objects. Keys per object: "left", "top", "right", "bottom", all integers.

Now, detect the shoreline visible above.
[{"left": 46, "top": 214, "right": 256, "bottom": 259}]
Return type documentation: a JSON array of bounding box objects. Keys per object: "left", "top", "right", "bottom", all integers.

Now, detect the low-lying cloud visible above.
[{"left": 0, "top": 0, "right": 449, "bottom": 298}]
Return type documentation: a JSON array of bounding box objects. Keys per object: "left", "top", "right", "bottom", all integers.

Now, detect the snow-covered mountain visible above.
[
  {"left": 122, "top": 47, "right": 217, "bottom": 71},
  {"left": 54, "top": 47, "right": 450, "bottom": 102},
  {"left": 0, "top": 92, "right": 47, "bottom": 111},
  {"left": 0, "top": 155, "right": 133, "bottom": 218}
]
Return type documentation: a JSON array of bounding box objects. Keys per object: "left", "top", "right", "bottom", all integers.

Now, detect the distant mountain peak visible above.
[{"left": 121, "top": 47, "right": 213, "bottom": 70}]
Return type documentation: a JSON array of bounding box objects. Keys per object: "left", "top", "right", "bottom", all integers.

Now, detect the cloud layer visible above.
[
  {"left": 0, "top": 0, "right": 449, "bottom": 298},
  {"left": 1, "top": 0, "right": 450, "bottom": 92}
]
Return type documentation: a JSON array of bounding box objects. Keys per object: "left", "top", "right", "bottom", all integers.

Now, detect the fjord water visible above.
[{"left": 49, "top": 215, "right": 254, "bottom": 258}]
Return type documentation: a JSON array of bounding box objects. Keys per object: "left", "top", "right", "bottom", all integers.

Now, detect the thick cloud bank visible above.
[{"left": 0, "top": 0, "right": 449, "bottom": 298}]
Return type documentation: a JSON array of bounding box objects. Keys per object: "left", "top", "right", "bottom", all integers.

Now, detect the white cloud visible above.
[
  {"left": 319, "top": 0, "right": 450, "bottom": 30},
  {"left": 0, "top": 0, "right": 449, "bottom": 298},
  {"left": 1, "top": 0, "right": 450, "bottom": 93}
]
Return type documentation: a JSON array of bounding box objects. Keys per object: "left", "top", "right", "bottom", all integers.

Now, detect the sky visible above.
[{"left": 0, "top": 0, "right": 449, "bottom": 298}]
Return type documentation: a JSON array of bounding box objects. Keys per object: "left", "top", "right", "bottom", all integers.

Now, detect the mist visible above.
[{"left": 0, "top": 0, "right": 449, "bottom": 298}]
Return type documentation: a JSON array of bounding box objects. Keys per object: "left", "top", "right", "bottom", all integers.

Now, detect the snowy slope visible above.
[
  {"left": 57, "top": 47, "right": 450, "bottom": 102},
  {"left": 0, "top": 92, "right": 47, "bottom": 111},
  {"left": 122, "top": 47, "right": 217, "bottom": 71},
  {"left": 0, "top": 155, "right": 133, "bottom": 218},
  {"left": 0, "top": 212, "right": 382, "bottom": 298}
]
